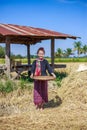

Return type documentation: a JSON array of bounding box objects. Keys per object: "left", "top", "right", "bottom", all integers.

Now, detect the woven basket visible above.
[{"left": 32, "top": 76, "right": 55, "bottom": 81}]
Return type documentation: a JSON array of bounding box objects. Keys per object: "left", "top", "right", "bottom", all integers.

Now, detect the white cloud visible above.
[
  {"left": 57, "top": 0, "right": 87, "bottom": 6},
  {"left": 57, "top": 0, "right": 78, "bottom": 4}
]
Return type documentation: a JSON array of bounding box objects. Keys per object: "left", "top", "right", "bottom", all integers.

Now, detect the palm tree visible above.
[
  {"left": 55, "top": 48, "right": 63, "bottom": 58},
  {"left": 64, "top": 48, "right": 73, "bottom": 57},
  {"left": 82, "top": 45, "right": 87, "bottom": 56},
  {"left": 73, "top": 41, "right": 82, "bottom": 57}
]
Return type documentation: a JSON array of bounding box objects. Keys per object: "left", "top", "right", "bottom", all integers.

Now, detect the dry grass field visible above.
[{"left": 0, "top": 63, "right": 87, "bottom": 130}]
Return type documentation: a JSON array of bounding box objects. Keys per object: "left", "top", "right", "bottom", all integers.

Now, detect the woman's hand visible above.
[
  {"left": 51, "top": 73, "right": 56, "bottom": 78},
  {"left": 30, "top": 73, "right": 33, "bottom": 78}
]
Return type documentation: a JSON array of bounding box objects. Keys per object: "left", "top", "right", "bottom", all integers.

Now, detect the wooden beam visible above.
[
  {"left": 5, "top": 37, "right": 11, "bottom": 78},
  {"left": 27, "top": 44, "right": 31, "bottom": 65},
  {"left": 51, "top": 38, "right": 55, "bottom": 71}
]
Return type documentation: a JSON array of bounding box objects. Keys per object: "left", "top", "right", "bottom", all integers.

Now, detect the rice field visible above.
[{"left": 0, "top": 57, "right": 87, "bottom": 64}]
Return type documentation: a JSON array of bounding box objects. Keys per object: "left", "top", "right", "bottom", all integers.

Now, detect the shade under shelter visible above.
[{"left": 0, "top": 23, "right": 79, "bottom": 78}]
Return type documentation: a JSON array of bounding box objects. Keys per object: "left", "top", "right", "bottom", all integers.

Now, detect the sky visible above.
[{"left": 0, "top": 0, "right": 87, "bottom": 57}]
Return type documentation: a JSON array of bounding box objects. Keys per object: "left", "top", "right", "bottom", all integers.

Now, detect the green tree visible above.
[
  {"left": 64, "top": 48, "right": 73, "bottom": 57},
  {"left": 82, "top": 45, "right": 87, "bottom": 56},
  {"left": 55, "top": 48, "right": 63, "bottom": 58},
  {"left": 74, "top": 41, "right": 82, "bottom": 57},
  {"left": 15, "top": 54, "right": 23, "bottom": 59},
  {"left": 0, "top": 46, "right": 5, "bottom": 58}
]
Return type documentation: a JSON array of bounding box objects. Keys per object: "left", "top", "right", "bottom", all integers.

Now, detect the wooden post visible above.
[
  {"left": 27, "top": 44, "right": 31, "bottom": 65},
  {"left": 5, "top": 37, "right": 11, "bottom": 78},
  {"left": 51, "top": 38, "right": 55, "bottom": 71}
]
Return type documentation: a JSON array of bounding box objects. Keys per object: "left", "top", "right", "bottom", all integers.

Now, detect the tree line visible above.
[
  {"left": 0, "top": 46, "right": 37, "bottom": 59},
  {"left": 0, "top": 46, "right": 49, "bottom": 59},
  {"left": 55, "top": 41, "right": 87, "bottom": 58},
  {"left": 0, "top": 41, "right": 87, "bottom": 58}
]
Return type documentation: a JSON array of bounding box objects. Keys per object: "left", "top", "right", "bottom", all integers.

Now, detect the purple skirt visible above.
[{"left": 34, "top": 80, "right": 48, "bottom": 105}]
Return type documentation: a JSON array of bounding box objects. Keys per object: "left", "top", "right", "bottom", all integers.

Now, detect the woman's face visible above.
[{"left": 37, "top": 50, "right": 44, "bottom": 59}]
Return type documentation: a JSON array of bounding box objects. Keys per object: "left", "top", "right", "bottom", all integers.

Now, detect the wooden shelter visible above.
[{"left": 0, "top": 23, "right": 78, "bottom": 78}]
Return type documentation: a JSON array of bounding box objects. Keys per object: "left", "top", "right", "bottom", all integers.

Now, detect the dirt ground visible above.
[{"left": 0, "top": 63, "right": 87, "bottom": 130}]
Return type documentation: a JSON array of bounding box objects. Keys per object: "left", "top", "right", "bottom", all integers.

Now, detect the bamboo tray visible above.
[{"left": 32, "top": 76, "right": 56, "bottom": 81}]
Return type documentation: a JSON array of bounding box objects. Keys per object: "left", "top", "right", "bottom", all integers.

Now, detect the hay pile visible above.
[
  {"left": 0, "top": 63, "right": 87, "bottom": 130},
  {"left": 58, "top": 63, "right": 87, "bottom": 106},
  {"left": 56, "top": 63, "right": 87, "bottom": 130}
]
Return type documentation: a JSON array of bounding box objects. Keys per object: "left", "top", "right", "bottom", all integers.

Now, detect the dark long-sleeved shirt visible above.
[{"left": 31, "top": 59, "right": 53, "bottom": 76}]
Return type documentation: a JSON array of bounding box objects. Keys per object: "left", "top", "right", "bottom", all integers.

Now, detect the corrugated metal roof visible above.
[{"left": 0, "top": 23, "right": 77, "bottom": 39}]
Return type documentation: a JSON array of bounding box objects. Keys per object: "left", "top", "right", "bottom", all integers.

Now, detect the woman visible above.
[{"left": 30, "top": 47, "right": 56, "bottom": 109}]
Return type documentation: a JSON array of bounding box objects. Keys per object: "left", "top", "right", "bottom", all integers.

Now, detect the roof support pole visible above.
[
  {"left": 27, "top": 44, "right": 31, "bottom": 65},
  {"left": 51, "top": 38, "right": 55, "bottom": 71},
  {"left": 5, "top": 37, "right": 11, "bottom": 78}
]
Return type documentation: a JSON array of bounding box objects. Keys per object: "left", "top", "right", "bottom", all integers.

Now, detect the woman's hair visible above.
[{"left": 37, "top": 47, "right": 45, "bottom": 54}]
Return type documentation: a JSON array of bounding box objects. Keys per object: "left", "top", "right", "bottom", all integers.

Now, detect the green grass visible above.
[
  {"left": 0, "top": 80, "right": 17, "bottom": 93},
  {"left": 0, "top": 72, "right": 33, "bottom": 94},
  {"left": 19, "top": 78, "right": 33, "bottom": 90},
  {"left": 0, "top": 57, "right": 87, "bottom": 64},
  {"left": 0, "top": 58, "right": 5, "bottom": 64},
  {"left": 54, "top": 57, "right": 87, "bottom": 62},
  {"left": 0, "top": 78, "right": 33, "bottom": 94},
  {"left": 54, "top": 71, "right": 68, "bottom": 87}
]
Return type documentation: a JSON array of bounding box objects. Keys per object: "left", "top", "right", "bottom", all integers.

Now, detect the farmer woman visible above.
[{"left": 30, "top": 47, "right": 56, "bottom": 109}]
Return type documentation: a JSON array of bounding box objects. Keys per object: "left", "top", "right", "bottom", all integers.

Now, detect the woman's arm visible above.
[
  {"left": 46, "top": 60, "right": 56, "bottom": 78},
  {"left": 46, "top": 60, "right": 53, "bottom": 74}
]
